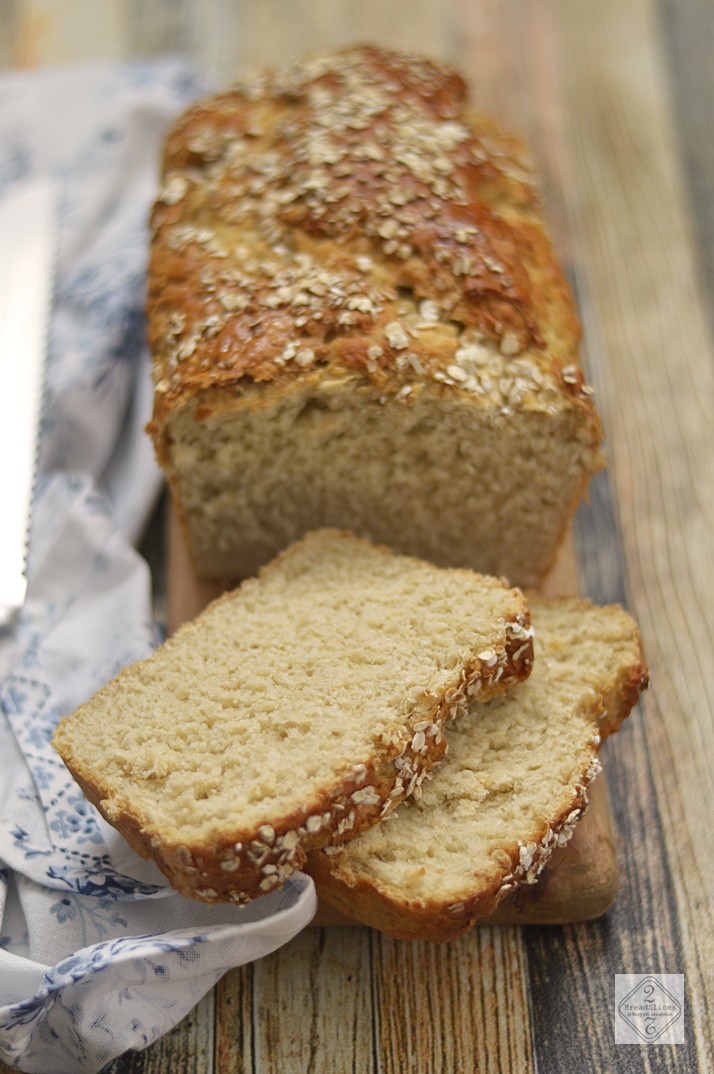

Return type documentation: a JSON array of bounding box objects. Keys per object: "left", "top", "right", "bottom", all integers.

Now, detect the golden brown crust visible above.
[
  {"left": 306, "top": 597, "right": 648, "bottom": 941},
  {"left": 53, "top": 530, "right": 534, "bottom": 906},
  {"left": 146, "top": 45, "right": 599, "bottom": 450},
  {"left": 305, "top": 751, "right": 598, "bottom": 942},
  {"left": 58, "top": 619, "right": 533, "bottom": 906}
]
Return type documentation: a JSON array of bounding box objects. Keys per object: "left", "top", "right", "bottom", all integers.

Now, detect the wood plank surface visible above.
[
  {"left": 1, "top": 2, "right": 712, "bottom": 1073},
  {"left": 543, "top": 4, "right": 714, "bottom": 1071},
  {"left": 541, "top": 7, "right": 710, "bottom": 1074},
  {"left": 217, "top": 929, "right": 375, "bottom": 1074}
]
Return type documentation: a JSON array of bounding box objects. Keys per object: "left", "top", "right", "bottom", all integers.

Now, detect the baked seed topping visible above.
[{"left": 150, "top": 46, "right": 586, "bottom": 403}]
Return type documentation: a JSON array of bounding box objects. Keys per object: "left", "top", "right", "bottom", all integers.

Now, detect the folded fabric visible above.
[{"left": 0, "top": 61, "right": 317, "bottom": 1074}]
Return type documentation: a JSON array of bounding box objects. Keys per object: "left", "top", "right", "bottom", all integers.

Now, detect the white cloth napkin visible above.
[{"left": 0, "top": 61, "right": 317, "bottom": 1074}]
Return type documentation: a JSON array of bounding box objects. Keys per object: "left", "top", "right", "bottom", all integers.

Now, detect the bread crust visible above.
[
  {"left": 148, "top": 48, "right": 582, "bottom": 417},
  {"left": 146, "top": 46, "right": 604, "bottom": 585},
  {"left": 53, "top": 530, "right": 534, "bottom": 905},
  {"left": 306, "top": 597, "right": 648, "bottom": 940},
  {"left": 305, "top": 749, "right": 601, "bottom": 941}
]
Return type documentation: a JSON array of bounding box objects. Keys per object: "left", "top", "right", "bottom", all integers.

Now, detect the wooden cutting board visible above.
[{"left": 166, "top": 508, "right": 619, "bottom": 928}]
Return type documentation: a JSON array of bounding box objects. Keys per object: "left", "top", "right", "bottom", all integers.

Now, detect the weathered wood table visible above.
[{"left": 2, "top": 1, "right": 712, "bottom": 1071}]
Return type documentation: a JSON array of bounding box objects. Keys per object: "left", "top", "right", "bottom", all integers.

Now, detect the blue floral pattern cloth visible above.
[{"left": 0, "top": 62, "right": 317, "bottom": 1074}]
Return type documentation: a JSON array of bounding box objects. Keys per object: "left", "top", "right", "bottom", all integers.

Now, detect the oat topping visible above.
[
  {"left": 148, "top": 46, "right": 584, "bottom": 404},
  {"left": 384, "top": 321, "right": 410, "bottom": 350},
  {"left": 496, "top": 754, "right": 603, "bottom": 897}
]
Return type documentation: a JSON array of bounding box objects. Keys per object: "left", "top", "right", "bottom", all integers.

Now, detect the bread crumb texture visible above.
[
  {"left": 307, "top": 596, "right": 648, "bottom": 940},
  {"left": 52, "top": 530, "right": 533, "bottom": 904},
  {"left": 148, "top": 46, "right": 604, "bottom": 585}
]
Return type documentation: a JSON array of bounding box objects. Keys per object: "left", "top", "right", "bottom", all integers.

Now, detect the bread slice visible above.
[
  {"left": 306, "top": 596, "right": 648, "bottom": 940},
  {"left": 52, "top": 530, "right": 533, "bottom": 905},
  {"left": 147, "top": 46, "right": 603, "bottom": 588}
]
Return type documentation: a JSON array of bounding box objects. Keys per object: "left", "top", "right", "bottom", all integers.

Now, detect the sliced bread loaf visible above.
[
  {"left": 147, "top": 46, "right": 604, "bottom": 588},
  {"left": 306, "top": 596, "right": 648, "bottom": 940},
  {"left": 52, "top": 530, "right": 533, "bottom": 905}
]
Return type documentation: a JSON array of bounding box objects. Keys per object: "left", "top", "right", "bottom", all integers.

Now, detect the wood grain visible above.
[
  {"left": 371, "top": 927, "right": 533, "bottom": 1074},
  {"left": 216, "top": 930, "right": 374, "bottom": 1073},
  {"left": 103, "top": 992, "right": 214, "bottom": 1074},
  {"left": 1, "top": 1, "right": 713, "bottom": 1072},
  {"left": 516, "top": 2, "right": 714, "bottom": 1072},
  {"left": 235, "top": 0, "right": 452, "bottom": 80},
  {"left": 543, "top": 2, "right": 714, "bottom": 1071},
  {"left": 0, "top": 0, "right": 21, "bottom": 70},
  {"left": 656, "top": 0, "right": 714, "bottom": 343},
  {"left": 123, "top": 0, "right": 192, "bottom": 60},
  {"left": 7, "top": 0, "right": 125, "bottom": 67}
]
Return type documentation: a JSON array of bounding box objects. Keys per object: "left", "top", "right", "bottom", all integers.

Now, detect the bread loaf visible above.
[
  {"left": 52, "top": 530, "right": 533, "bottom": 905},
  {"left": 147, "top": 46, "right": 604, "bottom": 587},
  {"left": 306, "top": 596, "right": 648, "bottom": 940}
]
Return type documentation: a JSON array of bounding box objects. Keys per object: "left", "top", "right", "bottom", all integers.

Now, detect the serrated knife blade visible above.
[{"left": 0, "top": 178, "right": 58, "bottom": 627}]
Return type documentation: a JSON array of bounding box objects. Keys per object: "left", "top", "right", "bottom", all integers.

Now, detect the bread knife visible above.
[{"left": 0, "top": 178, "right": 58, "bottom": 628}]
